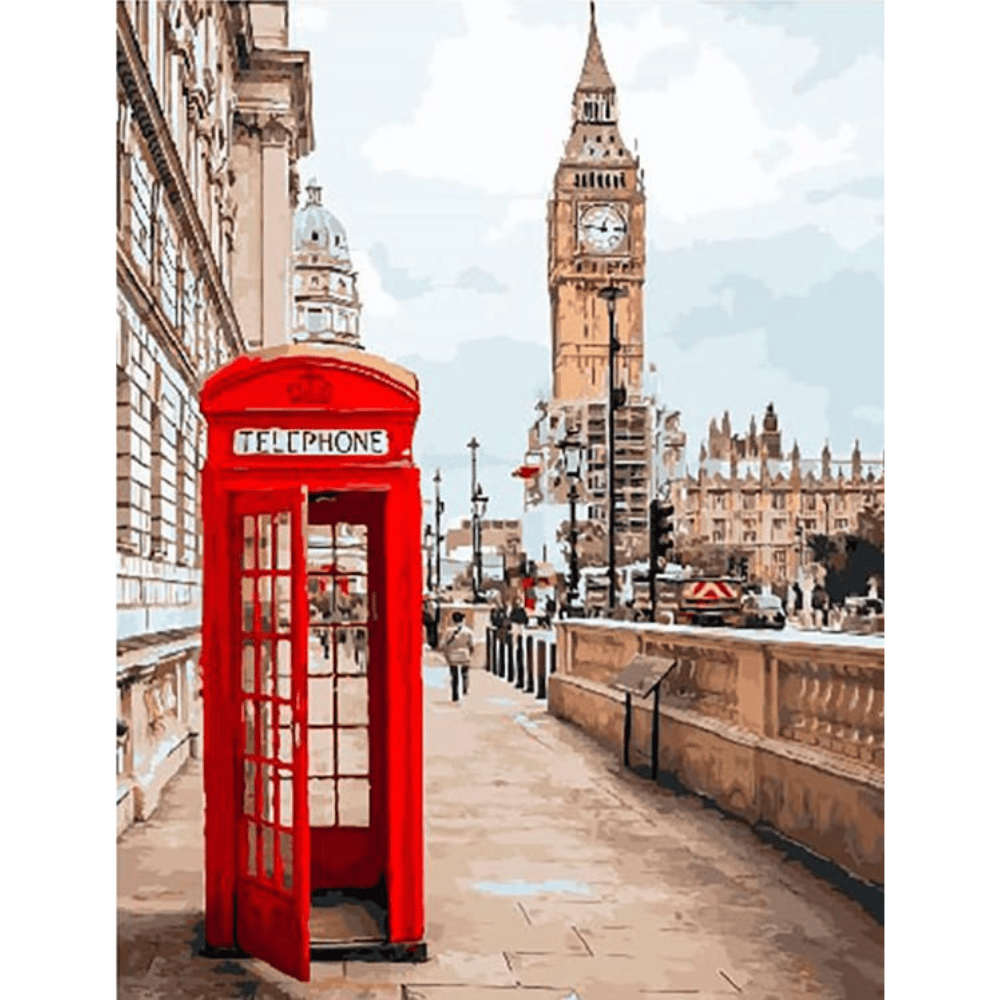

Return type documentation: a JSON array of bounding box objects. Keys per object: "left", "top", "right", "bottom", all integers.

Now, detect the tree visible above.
[{"left": 807, "top": 531, "right": 884, "bottom": 604}]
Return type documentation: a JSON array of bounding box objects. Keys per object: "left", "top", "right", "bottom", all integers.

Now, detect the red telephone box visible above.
[{"left": 198, "top": 344, "right": 426, "bottom": 981}]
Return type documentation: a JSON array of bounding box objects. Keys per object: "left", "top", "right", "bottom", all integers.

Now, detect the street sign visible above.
[{"left": 612, "top": 654, "right": 677, "bottom": 698}]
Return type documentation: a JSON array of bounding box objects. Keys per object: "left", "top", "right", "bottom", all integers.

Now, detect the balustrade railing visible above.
[{"left": 553, "top": 620, "right": 884, "bottom": 774}]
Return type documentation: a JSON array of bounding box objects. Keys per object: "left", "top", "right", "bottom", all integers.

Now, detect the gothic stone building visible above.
[
  {"left": 523, "top": 3, "right": 684, "bottom": 567},
  {"left": 116, "top": 0, "right": 313, "bottom": 834},
  {"left": 675, "top": 404, "right": 886, "bottom": 587}
]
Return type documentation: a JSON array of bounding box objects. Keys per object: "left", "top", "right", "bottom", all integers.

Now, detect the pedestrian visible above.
[
  {"left": 441, "top": 610, "right": 475, "bottom": 702},
  {"left": 793, "top": 581, "right": 804, "bottom": 612},
  {"left": 422, "top": 596, "right": 440, "bottom": 649},
  {"left": 510, "top": 600, "right": 528, "bottom": 638}
]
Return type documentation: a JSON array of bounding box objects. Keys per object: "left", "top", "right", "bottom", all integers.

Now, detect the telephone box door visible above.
[{"left": 233, "top": 486, "right": 311, "bottom": 982}]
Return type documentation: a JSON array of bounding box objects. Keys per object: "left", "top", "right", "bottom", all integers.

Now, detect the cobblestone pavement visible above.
[{"left": 118, "top": 650, "right": 883, "bottom": 999}]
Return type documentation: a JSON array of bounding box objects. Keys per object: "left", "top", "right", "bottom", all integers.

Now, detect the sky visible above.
[{"left": 288, "top": 0, "right": 883, "bottom": 524}]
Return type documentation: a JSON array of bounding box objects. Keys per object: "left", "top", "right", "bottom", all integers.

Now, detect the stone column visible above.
[
  {"left": 229, "top": 114, "right": 263, "bottom": 347},
  {"left": 260, "top": 116, "right": 293, "bottom": 348}
]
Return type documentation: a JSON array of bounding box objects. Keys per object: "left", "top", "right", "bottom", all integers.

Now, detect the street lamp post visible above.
[
  {"left": 472, "top": 483, "right": 489, "bottom": 602},
  {"left": 423, "top": 524, "right": 433, "bottom": 592},
  {"left": 598, "top": 284, "right": 628, "bottom": 613},
  {"left": 434, "top": 468, "right": 443, "bottom": 593},
  {"left": 557, "top": 430, "right": 584, "bottom": 616},
  {"left": 467, "top": 437, "right": 479, "bottom": 600}
]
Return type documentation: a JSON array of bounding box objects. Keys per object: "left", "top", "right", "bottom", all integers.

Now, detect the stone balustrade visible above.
[{"left": 548, "top": 620, "right": 884, "bottom": 886}]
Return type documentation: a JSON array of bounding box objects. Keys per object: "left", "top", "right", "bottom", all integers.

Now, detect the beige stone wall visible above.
[{"left": 548, "top": 620, "right": 884, "bottom": 885}]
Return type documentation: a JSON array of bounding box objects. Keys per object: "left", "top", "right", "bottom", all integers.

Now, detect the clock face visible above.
[{"left": 579, "top": 204, "right": 627, "bottom": 253}]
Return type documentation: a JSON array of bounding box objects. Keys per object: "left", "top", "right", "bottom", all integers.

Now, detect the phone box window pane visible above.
[
  {"left": 260, "top": 701, "right": 274, "bottom": 759},
  {"left": 337, "top": 676, "right": 368, "bottom": 726},
  {"left": 309, "top": 777, "right": 334, "bottom": 827},
  {"left": 242, "top": 643, "right": 255, "bottom": 693},
  {"left": 258, "top": 577, "right": 273, "bottom": 633},
  {"left": 242, "top": 516, "right": 255, "bottom": 570},
  {"left": 279, "top": 832, "right": 293, "bottom": 891},
  {"left": 243, "top": 762, "right": 257, "bottom": 815},
  {"left": 308, "top": 628, "right": 333, "bottom": 675},
  {"left": 246, "top": 822, "right": 258, "bottom": 876},
  {"left": 243, "top": 701, "right": 256, "bottom": 756},
  {"left": 260, "top": 642, "right": 273, "bottom": 696},
  {"left": 308, "top": 677, "right": 333, "bottom": 725},
  {"left": 257, "top": 514, "right": 272, "bottom": 570},
  {"left": 309, "top": 727, "right": 334, "bottom": 776},
  {"left": 277, "top": 639, "right": 291, "bottom": 678},
  {"left": 275, "top": 576, "right": 291, "bottom": 633},
  {"left": 262, "top": 825, "right": 275, "bottom": 879},
  {"left": 338, "top": 729, "right": 369, "bottom": 776},
  {"left": 276, "top": 512, "right": 291, "bottom": 570},
  {"left": 242, "top": 577, "right": 255, "bottom": 633},
  {"left": 338, "top": 779, "right": 370, "bottom": 827},
  {"left": 278, "top": 725, "right": 293, "bottom": 764}
]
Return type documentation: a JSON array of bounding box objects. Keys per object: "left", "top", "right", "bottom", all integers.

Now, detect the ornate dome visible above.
[{"left": 293, "top": 178, "right": 350, "bottom": 257}]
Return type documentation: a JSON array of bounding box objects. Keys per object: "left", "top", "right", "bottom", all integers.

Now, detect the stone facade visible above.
[
  {"left": 116, "top": 1, "right": 313, "bottom": 830},
  {"left": 675, "top": 405, "right": 885, "bottom": 586}
]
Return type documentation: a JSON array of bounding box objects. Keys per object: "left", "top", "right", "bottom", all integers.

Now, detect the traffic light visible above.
[{"left": 649, "top": 497, "right": 675, "bottom": 570}]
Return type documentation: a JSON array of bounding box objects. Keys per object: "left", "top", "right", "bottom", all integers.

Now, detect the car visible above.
[{"left": 741, "top": 592, "right": 786, "bottom": 629}]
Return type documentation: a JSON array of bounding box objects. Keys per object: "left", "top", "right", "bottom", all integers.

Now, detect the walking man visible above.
[{"left": 441, "top": 610, "right": 475, "bottom": 703}]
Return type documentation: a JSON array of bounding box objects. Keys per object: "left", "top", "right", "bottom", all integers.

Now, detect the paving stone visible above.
[{"left": 343, "top": 950, "right": 516, "bottom": 987}]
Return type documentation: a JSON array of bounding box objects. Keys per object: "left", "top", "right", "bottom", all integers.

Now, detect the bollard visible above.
[
  {"left": 486, "top": 626, "right": 493, "bottom": 673},
  {"left": 505, "top": 632, "right": 514, "bottom": 683},
  {"left": 525, "top": 635, "right": 535, "bottom": 694},
  {"left": 536, "top": 640, "right": 547, "bottom": 700},
  {"left": 515, "top": 633, "right": 525, "bottom": 689}
]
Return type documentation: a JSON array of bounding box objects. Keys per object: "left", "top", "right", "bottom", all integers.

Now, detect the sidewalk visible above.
[{"left": 118, "top": 652, "right": 883, "bottom": 999}]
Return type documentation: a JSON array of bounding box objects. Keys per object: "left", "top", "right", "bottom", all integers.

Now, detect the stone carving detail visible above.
[
  {"left": 777, "top": 657, "right": 883, "bottom": 766},
  {"left": 286, "top": 373, "right": 333, "bottom": 405}
]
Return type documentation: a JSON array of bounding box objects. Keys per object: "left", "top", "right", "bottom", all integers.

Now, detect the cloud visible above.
[
  {"left": 367, "top": 243, "right": 433, "bottom": 300},
  {"left": 361, "top": 5, "right": 686, "bottom": 197},
  {"left": 454, "top": 267, "right": 509, "bottom": 294},
  {"left": 351, "top": 249, "right": 400, "bottom": 320},
  {"left": 806, "top": 176, "right": 884, "bottom": 205},
  {"left": 485, "top": 197, "right": 545, "bottom": 243}
]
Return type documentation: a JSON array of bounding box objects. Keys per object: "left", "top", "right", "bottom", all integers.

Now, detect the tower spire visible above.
[{"left": 577, "top": 1, "right": 615, "bottom": 93}]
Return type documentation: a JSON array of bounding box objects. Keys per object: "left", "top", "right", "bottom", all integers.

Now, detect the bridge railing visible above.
[{"left": 548, "top": 619, "right": 884, "bottom": 886}]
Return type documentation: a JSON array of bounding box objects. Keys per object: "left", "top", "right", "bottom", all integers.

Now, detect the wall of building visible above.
[{"left": 115, "top": 1, "right": 312, "bottom": 832}]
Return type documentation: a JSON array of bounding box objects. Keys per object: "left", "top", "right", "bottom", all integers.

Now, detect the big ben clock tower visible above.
[{"left": 549, "top": 1, "right": 645, "bottom": 402}]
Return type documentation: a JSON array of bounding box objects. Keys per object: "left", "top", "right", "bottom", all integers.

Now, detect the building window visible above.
[
  {"left": 771, "top": 493, "right": 786, "bottom": 510},
  {"left": 771, "top": 519, "right": 786, "bottom": 541},
  {"left": 117, "top": 298, "right": 152, "bottom": 556},
  {"left": 307, "top": 308, "right": 324, "bottom": 333},
  {"left": 712, "top": 519, "right": 726, "bottom": 543},
  {"left": 835, "top": 518, "right": 849, "bottom": 531},
  {"left": 129, "top": 153, "right": 154, "bottom": 273},
  {"left": 158, "top": 208, "right": 179, "bottom": 324},
  {"left": 803, "top": 494, "right": 817, "bottom": 511},
  {"left": 151, "top": 371, "right": 179, "bottom": 562},
  {"left": 712, "top": 493, "right": 726, "bottom": 511},
  {"left": 742, "top": 493, "right": 756, "bottom": 510}
]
